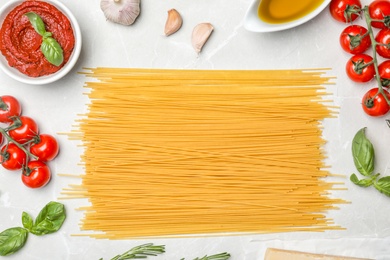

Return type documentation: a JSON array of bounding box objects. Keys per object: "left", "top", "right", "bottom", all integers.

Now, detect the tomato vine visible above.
[
  {"left": 330, "top": 0, "right": 390, "bottom": 120},
  {"left": 0, "top": 95, "right": 59, "bottom": 189}
]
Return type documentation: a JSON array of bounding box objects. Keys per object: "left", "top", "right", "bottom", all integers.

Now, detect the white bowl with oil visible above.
[{"left": 244, "top": 0, "right": 331, "bottom": 33}]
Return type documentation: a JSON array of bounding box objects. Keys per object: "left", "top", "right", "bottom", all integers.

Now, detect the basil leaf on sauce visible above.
[
  {"left": 0, "top": 227, "right": 28, "bottom": 256},
  {"left": 30, "top": 201, "right": 66, "bottom": 236},
  {"left": 24, "top": 12, "right": 46, "bottom": 36},
  {"left": 374, "top": 176, "right": 390, "bottom": 197},
  {"left": 41, "top": 37, "right": 64, "bottom": 67},
  {"left": 24, "top": 12, "right": 64, "bottom": 67},
  {"left": 351, "top": 127, "right": 375, "bottom": 177}
]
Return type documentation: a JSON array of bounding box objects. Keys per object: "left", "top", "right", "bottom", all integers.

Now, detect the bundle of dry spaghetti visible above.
[{"left": 62, "top": 67, "right": 345, "bottom": 239}]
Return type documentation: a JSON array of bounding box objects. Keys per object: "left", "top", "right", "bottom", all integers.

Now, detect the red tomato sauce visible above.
[{"left": 0, "top": 1, "right": 75, "bottom": 77}]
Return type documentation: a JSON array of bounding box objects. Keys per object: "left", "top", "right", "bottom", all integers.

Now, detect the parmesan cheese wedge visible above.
[{"left": 265, "top": 248, "right": 372, "bottom": 260}]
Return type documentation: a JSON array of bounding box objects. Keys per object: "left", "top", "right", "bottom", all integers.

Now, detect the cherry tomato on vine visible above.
[
  {"left": 362, "top": 88, "right": 390, "bottom": 116},
  {"left": 0, "top": 96, "right": 21, "bottom": 124},
  {"left": 22, "top": 160, "right": 51, "bottom": 189},
  {"left": 345, "top": 54, "right": 375, "bottom": 83},
  {"left": 375, "top": 28, "right": 390, "bottom": 58},
  {"left": 8, "top": 116, "right": 38, "bottom": 144},
  {"left": 368, "top": 0, "right": 390, "bottom": 29},
  {"left": 30, "top": 134, "right": 59, "bottom": 162},
  {"left": 378, "top": 60, "right": 390, "bottom": 86},
  {"left": 340, "top": 25, "right": 371, "bottom": 54},
  {"left": 0, "top": 143, "right": 27, "bottom": 171},
  {"left": 329, "top": 0, "right": 362, "bottom": 23}
]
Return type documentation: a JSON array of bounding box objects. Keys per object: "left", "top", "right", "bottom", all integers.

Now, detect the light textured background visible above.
[{"left": 0, "top": 0, "right": 389, "bottom": 259}]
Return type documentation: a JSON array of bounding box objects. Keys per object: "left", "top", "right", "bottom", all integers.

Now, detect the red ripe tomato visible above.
[
  {"left": 345, "top": 54, "right": 375, "bottom": 82},
  {"left": 368, "top": 0, "right": 390, "bottom": 29},
  {"left": 0, "top": 96, "right": 21, "bottom": 124},
  {"left": 378, "top": 60, "right": 390, "bottom": 86},
  {"left": 22, "top": 160, "right": 51, "bottom": 189},
  {"left": 340, "top": 25, "right": 371, "bottom": 54},
  {"left": 8, "top": 116, "right": 38, "bottom": 144},
  {"left": 362, "top": 88, "right": 390, "bottom": 116},
  {"left": 329, "top": 0, "right": 362, "bottom": 23},
  {"left": 0, "top": 143, "right": 27, "bottom": 170},
  {"left": 376, "top": 28, "right": 390, "bottom": 58},
  {"left": 30, "top": 134, "right": 59, "bottom": 162}
]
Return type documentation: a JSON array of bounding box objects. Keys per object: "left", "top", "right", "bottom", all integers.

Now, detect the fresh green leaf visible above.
[
  {"left": 0, "top": 227, "right": 28, "bottom": 256},
  {"left": 25, "top": 11, "right": 64, "bottom": 66},
  {"left": 350, "top": 173, "right": 375, "bottom": 187},
  {"left": 30, "top": 201, "right": 66, "bottom": 236},
  {"left": 41, "top": 37, "right": 64, "bottom": 67},
  {"left": 21, "top": 212, "right": 34, "bottom": 231},
  {"left": 24, "top": 12, "right": 46, "bottom": 36},
  {"left": 374, "top": 176, "right": 390, "bottom": 197},
  {"left": 43, "top": 31, "right": 52, "bottom": 39},
  {"left": 351, "top": 127, "right": 375, "bottom": 176},
  {"left": 109, "top": 243, "right": 165, "bottom": 260}
]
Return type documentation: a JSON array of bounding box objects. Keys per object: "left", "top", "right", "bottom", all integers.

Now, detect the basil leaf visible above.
[
  {"left": 374, "top": 176, "right": 390, "bottom": 197},
  {"left": 351, "top": 127, "right": 375, "bottom": 176},
  {"left": 21, "top": 212, "right": 33, "bottom": 231},
  {"left": 0, "top": 227, "right": 28, "bottom": 256},
  {"left": 43, "top": 31, "right": 52, "bottom": 39},
  {"left": 24, "top": 12, "right": 46, "bottom": 36},
  {"left": 350, "top": 173, "right": 376, "bottom": 187},
  {"left": 30, "top": 201, "right": 66, "bottom": 236},
  {"left": 41, "top": 37, "right": 64, "bottom": 67}
]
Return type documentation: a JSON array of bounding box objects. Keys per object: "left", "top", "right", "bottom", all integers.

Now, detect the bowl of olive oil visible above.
[{"left": 244, "top": 0, "right": 331, "bottom": 32}]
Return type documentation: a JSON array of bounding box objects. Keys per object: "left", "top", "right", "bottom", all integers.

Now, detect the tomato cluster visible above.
[
  {"left": 330, "top": 0, "right": 390, "bottom": 117},
  {"left": 0, "top": 95, "right": 59, "bottom": 189}
]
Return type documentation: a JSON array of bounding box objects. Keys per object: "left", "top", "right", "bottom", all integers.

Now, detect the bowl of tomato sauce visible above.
[{"left": 0, "top": 0, "right": 82, "bottom": 85}]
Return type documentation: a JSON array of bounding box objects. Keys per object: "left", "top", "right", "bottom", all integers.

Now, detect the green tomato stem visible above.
[
  {"left": 0, "top": 127, "right": 38, "bottom": 161},
  {"left": 362, "top": 6, "right": 390, "bottom": 105}
]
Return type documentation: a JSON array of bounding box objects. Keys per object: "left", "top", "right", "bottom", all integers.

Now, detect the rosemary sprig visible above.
[
  {"left": 100, "top": 243, "right": 165, "bottom": 260},
  {"left": 181, "top": 252, "right": 231, "bottom": 260}
]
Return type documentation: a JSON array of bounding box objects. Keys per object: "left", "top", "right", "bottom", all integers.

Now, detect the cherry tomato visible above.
[
  {"left": 8, "top": 116, "right": 38, "bottom": 144},
  {"left": 30, "top": 134, "right": 59, "bottom": 162},
  {"left": 345, "top": 54, "right": 375, "bottom": 82},
  {"left": 340, "top": 25, "right": 371, "bottom": 54},
  {"left": 362, "top": 88, "right": 390, "bottom": 116},
  {"left": 378, "top": 60, "right": 390, "bottom": 86},
  {"left": 0, "top": 96, "right": 21, "bottom": 124},
  {"left": 375, "top": 28, "right": 390, "bottom": 58},
  {"left": 22, "top": 160, "right": 51, "bottom": 189},
  {"left": 368, "top": 0, "right": 390, "bottom": 29},
  {"left": 329, "top": 0, "right": 362, "bottom": 23},
  {"left": 0, "top": 143, "right": 27, "bottom": 170}
]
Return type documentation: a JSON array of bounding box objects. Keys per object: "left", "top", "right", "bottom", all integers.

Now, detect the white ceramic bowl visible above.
[
  {"left": 0, "top": 0, "right": 82, "bottom": 85},
  {"left": 244, "top": 0, "right": 331, "bottom": 33}
]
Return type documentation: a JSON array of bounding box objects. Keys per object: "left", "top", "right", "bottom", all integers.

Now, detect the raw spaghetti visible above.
[{"left": 61, "top": 68, "right": 345, "bottom": 239}]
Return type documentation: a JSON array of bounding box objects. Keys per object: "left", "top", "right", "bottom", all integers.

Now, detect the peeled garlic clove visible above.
[
  {"left": 192, "top": 23, "right": 213, "bottom": 54},
  {"left": 100, "top": 0, "right": 140, "bottom": 26},
  {"left": 164, "top": 9, "right": 183, "bottom": 36}
]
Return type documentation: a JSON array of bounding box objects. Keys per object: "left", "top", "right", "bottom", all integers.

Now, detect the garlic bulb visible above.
[
  {"left": 100, "top": 0, "right": 141, "bottom": 26},
  {"left": 164, "top": 9, "right": 182, "bottom": 36},
  {"left": 192, "top": 23, "right": 214, "bottom": 54}
]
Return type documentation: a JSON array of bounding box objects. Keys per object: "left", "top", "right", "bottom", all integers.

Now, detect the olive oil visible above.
[{"left": 258, "top": 0, "right": 324, "bottom": 24}]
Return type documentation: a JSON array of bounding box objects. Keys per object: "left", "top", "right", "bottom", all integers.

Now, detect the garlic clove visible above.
[
  {"left": 164, "top": 9, "right": 183, "bottom": 36},
  {"left": 192, "top": 23, "right": 214, "bottom": 54},
  {"left": 100, "top": 0, "right": 141, "bottom": 26}
]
